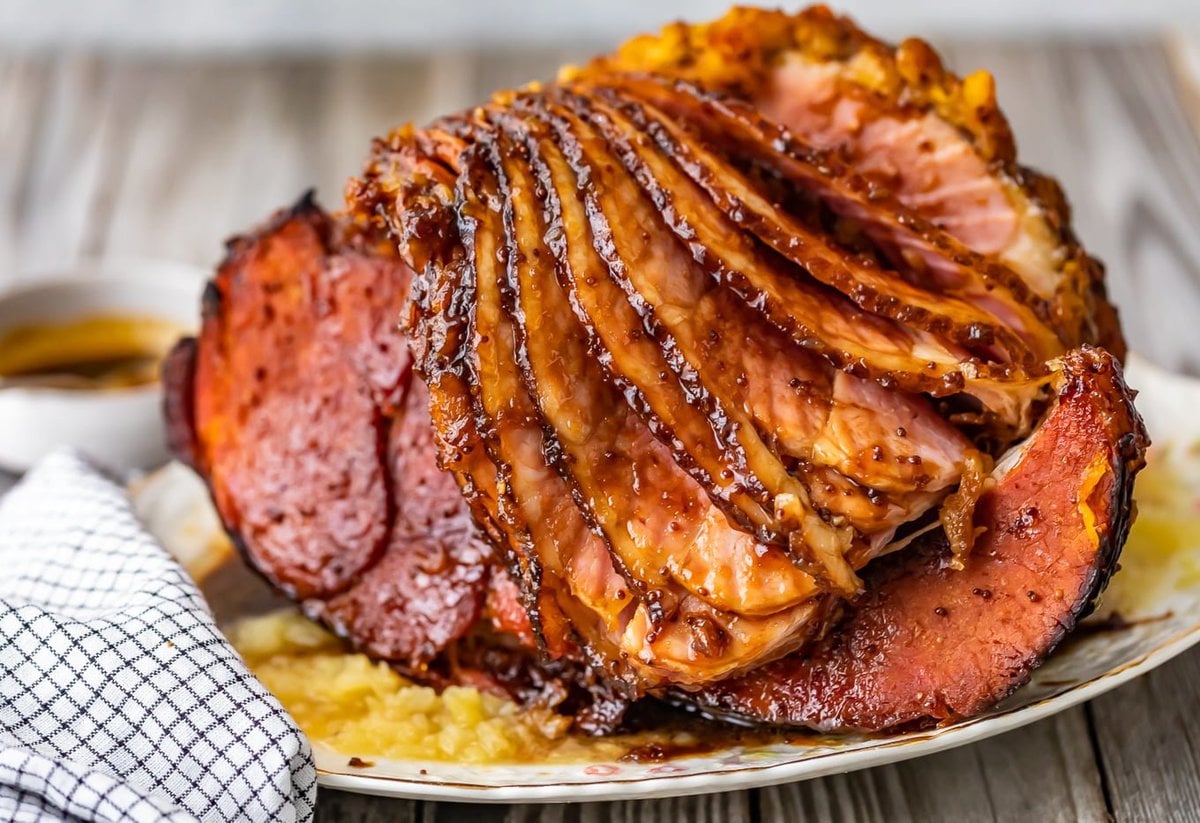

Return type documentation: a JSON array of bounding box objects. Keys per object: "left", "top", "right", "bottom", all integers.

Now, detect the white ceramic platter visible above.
[{"left": 134, "top": 356, "right": 1200, "bottom": 804}]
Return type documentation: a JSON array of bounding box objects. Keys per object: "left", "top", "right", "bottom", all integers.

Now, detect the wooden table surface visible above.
[{"left": 3, "top": 34, "right": 1200, "bottom": 822}]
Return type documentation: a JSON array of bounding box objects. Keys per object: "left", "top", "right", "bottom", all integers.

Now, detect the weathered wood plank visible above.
[
  {"left": 0, "top": 57, "right": 50, "bottom": 285},
  {"left": 497, "top": 791, "right": 752, "bottom": 823},
  {"left": 758, "top": 709, "right": 1105, "bottom": 822},
  {"left": 320, "top": 787, "right": 753, "bottom": 821},
  {"left": 1089, "top": 649, "right": 1200, "bottom": 823},
  {"left": 7, "top": 56, "right": 137, "bottom": 278},
  {"left": 317, "top": 790, "right": 421, "bottom": 822},
  {"left": 304, "top": 56, "right": 439, "bottom": 202},
  {"left": 99, "top": 59, "right": 327, "bottom": 266},
  {"left": 470, "top": 49, "right": 575, "bottom": 101}
]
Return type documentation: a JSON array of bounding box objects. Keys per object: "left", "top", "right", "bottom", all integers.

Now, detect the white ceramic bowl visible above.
[{"left": 0, "top": 260, "right": 207, "bottom": 473}]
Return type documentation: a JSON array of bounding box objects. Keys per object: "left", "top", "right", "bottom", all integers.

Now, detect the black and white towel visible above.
[{"left": 0, "top": 450, "right": 316, "bottom": 822}]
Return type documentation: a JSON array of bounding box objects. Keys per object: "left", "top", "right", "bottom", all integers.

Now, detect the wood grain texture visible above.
[
  {"left": 759, "top": 709, "right": 1106, "bottom": 823},
  {"left": 317, "top": 791, "right": 421, "bottom": 822},
  {"left": 1088, "top": 640, "right": 1200, "bottom": 822},
  {"left": 2, "top": 33, "right": 1199, "bottom": 823}
]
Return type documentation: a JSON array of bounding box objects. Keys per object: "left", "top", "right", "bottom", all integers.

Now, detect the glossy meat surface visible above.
[
  {"left": 343, "top": 7, "right": 1140, "bottom": 706},
  {"left": 350, "top": 80, "right": 1066, "bottom": 686},
  {"left": 574, "top": 4, "right": 1124, "bottom": 358}
]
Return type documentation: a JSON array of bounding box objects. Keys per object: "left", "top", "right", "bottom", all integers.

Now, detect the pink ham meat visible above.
[
  {"left": 687, "top": 348, "right": 1146, "bottom": 730},
  {"left": 575, "top": 4, "right": 1124, "bottom": 357}
]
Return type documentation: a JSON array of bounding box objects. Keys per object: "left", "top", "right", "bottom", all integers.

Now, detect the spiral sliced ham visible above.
[{"left": 167, "top": 6, "right": 1147, "bottom": 733}]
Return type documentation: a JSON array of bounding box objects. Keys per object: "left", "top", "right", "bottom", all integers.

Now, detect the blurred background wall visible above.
[{"left": 3, "top": 0, "right": 1200, "bottom": 54}]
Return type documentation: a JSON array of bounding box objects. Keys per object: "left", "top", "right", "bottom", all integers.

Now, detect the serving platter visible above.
[{"left": 133, "top": 356, "right": 1200, "bottom": 804}]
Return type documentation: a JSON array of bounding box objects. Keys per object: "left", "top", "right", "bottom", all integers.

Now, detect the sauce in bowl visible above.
[{"left": 0, "top": 313, "right": 183, "bottom": 390}]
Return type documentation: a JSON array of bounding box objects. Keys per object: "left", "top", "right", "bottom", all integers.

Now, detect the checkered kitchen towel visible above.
[{"left": 0, "top": 450, "right": 316, "bottom": 823}]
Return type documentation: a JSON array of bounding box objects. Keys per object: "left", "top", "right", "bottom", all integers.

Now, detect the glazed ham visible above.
[{"left": 165, "top": 6, "right": 1147, "bottom": 732}]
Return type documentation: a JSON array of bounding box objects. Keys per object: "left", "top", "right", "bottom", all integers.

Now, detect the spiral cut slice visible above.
[
  {"left": 486, "top": 114, "right": 822, "bottom": 618},
  {"left": 592, "top": 73, "right": 1061, "bottom": 357},
  {"left": 571, "top": 83, "right": 1036, "bottom": 367},
  {"left": 541, "top": 86, "right": 980, "bottom": 517},
  {"left": 530, "top": 92, "right": 996, "bottom": 566},
  {"left": 447, "top": 131, "right": 829, "bottom": 687},
  {"left": 526, "top": 95, "right": 868, "bottom": 591},
  {"left": 539, "top": 83, "right": 1052, "bottom": 434},
  {"left": 571, "top": 5, "right": 1123, "bottom": 357},
  {"left": 688, "top": 347, "right": 1147, "bottom": 730},
  {"left": 402, "top": 147, "right": 619, "bottom": 673}
]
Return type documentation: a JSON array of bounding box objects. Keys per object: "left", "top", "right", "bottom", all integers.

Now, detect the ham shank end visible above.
[{"left": 683, "top": 346, "right": 1147, "bottom": 732}]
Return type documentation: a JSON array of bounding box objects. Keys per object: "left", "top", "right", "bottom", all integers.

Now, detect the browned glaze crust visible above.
[{"left": 165, "top": 196, "right": 632, "bottom": 728}]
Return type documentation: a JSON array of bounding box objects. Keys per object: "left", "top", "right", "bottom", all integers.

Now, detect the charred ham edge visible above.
[
  {"left": 527, "top": 93, "right": 862, "bottom": 595},
  {"left": 568, "top": 4, "right": 1124, "bottom": 357},
  {"left": 361, "top": 126, "right": 581, "bottom": 660},
  {"left": 175, "top": 196, "right": 503, "bottom": 670},
  {"left": 162, "top": 336, "right": 199, "bottom": 470},
  {"left": 173, "top": 194, "right": 633, "bottom": 729},
  {"left": 303, "top": 377, "right": 491, "bottom": 665},
  {"left": 567, "top": 82, "right": 1034, "bottom": 368},
  {"left": 361, "top": 125, "right": 634, "bottom": 675},
  {"left": 593, "top": 74, "right": 1065, "bottom": 367},
  {"left": 393, "top": 138, "right": 527, "bottom": 583},
  {"left": 190, "top": 200, "right": 391, "bottom": 601},
  {"left": 683, "top": 347, "right": 1147, "bottom": 732}
]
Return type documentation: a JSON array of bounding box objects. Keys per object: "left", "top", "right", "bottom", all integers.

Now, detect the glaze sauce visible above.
[{"left": 0, "top": 314, "right": 182, "bottom": 389}]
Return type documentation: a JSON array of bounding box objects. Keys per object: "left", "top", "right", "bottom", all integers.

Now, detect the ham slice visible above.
[{"left": 687, "top": 348, "right": 1146, "bottom": 730}]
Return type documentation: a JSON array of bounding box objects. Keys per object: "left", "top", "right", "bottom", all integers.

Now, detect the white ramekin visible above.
[{"left": 0, "top": 260, "right": 207, "bottom": 472}]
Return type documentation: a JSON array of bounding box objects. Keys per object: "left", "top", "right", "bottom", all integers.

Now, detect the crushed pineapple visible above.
[
  {"left": 1100, "top": 442, "right": 1200, "bottom": 614},
  {"left": 226, "top": 611, "right": 573, "bottom": 763}
]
